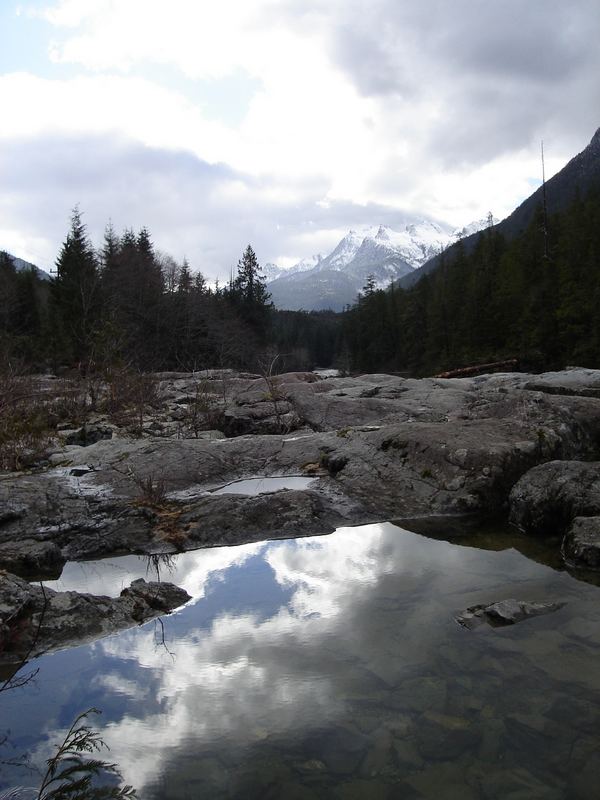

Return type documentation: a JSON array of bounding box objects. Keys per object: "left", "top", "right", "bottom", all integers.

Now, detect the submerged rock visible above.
[{"left": 456, "top": 599, "right": 565, "bottom": 629}]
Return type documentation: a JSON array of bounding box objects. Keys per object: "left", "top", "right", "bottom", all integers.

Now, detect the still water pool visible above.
[{"left": 2, "top": 523, "right": 600, "bottom": 799}]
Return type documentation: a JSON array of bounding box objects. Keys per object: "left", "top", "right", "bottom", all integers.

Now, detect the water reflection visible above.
[{"left": 4, "top": 523, "right": 600, "bottom": 799}]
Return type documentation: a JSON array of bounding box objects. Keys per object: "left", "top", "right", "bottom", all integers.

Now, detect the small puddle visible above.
[{"left": 211, "top": 476, "right": 316, "bottom": 495}]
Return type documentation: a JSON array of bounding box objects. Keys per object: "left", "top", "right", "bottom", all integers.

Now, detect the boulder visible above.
[
  {"left": 563, "top": 516, "right": 600, "bottom": 569},
  {"left": 509, "top": 461, "right": 600, "bottom": 536},
  {"left": 65, "top": 423, "right": 113, "bottom": 447}
]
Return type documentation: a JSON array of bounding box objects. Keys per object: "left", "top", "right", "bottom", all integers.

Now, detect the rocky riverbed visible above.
[{"left": 1, "top": 366, "right": 600, "bottom": 662}]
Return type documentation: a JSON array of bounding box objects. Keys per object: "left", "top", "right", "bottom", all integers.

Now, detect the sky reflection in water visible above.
[{"left": 3, "top": 523, "right": 600, "bottom": 799}]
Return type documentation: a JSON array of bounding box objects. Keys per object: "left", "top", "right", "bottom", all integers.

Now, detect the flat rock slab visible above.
[
  {"left": 456, "top": 599, "right": 566, "bottom": 629},
  {"left": 2, "top": 368, "right": 600, "bottom": 575}
]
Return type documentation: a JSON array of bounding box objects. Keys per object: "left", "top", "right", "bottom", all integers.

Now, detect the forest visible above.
[
  {"left": 0, "top": 210, "right": 342, "bottom": 376},
  {"left": 344, "top": 185, "right": 600, "bottom": 375},
  {"left": 1, "top": 182, "right": 599, "bottom": 380}
]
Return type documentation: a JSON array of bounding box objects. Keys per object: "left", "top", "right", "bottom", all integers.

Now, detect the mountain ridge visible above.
[
  {"left": 267, "top": 220, "right": 458, "bottom": 311},
  {"left": 400, "top": 127, "right": 600, "bottom": 289}
]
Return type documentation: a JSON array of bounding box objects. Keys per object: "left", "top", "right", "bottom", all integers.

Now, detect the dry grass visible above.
[
  {"left": 0, "top": 374, "right": 86, "bottom": 471},
  {"left": 102, "top": 368, "right": 161, "bottom": 434}
]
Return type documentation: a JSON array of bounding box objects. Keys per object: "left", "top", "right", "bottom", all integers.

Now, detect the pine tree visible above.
[
  {"left": 52, "top": 207, "right": 100, "bottom": 365},
  {"left": 230, "top": 245, "right": 272, "bottom": 336},
  {"left": 233, "top": 245, "right": 270, "bottom": 306}
]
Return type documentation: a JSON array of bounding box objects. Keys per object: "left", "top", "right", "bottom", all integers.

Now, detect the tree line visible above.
[
  {"left": 0, "top": 209, "right": 342, "bottom": 374},
  {"left": 344, "top": 185, "right": 600, "bottom": 375},
  {"left": 2, "top": 184, "right": 598, "bottom": 378}
]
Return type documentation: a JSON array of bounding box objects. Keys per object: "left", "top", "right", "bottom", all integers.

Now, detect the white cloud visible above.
[{"left": 2, "top": 0, "right": 597, "bottom": 272}]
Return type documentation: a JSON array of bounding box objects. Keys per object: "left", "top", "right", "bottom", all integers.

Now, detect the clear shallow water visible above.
[
  {"left": 211, "top": 476, "right": 317, "bottom": 495},
  {"left": 2, "top": 523, "right": 600, "bottom": 799}
]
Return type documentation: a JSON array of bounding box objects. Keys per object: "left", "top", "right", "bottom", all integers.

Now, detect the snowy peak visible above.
[
  {"left": 263, "top": 262, "right": 285, "bottom": 281},
  {"left": 291, "top": 254, "right": 323, "bottom": 273},
  {"left": 312, "top": 221, "right": 452, "bottom": 276},
  {"left": 267, "top": 218, "right": 458, "bottom": 311},
  {"left": 317, "top": 229, "right": 368, "bottom": 271},
  {"left": 266, "top": 215, "right": 500, "bottom": 311}
]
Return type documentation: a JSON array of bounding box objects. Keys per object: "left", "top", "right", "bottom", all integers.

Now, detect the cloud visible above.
[
  {"left": 1, "top": 0, "right": 598, "bottom": 271},
  {"left": 0, "top": 131, "right": 431, "bottom": 274},
  {"left": 68, "top": 523, "right": 482, "bottom": 793},
  {"left": 321, "top": 0, "right": 600, "bottom": 163}
]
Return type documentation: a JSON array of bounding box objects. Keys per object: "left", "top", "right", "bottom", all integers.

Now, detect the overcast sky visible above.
[{"left": 1, "top": 0, "right": 598, "bottom": 278}]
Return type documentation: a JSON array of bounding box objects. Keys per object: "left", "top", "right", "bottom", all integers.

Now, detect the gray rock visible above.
[
  {"left": 415, "top": 710, "right": 481, "bottom": 761},
  {"left": 563, "top": 516, "right": 600, "bottom": 568},
  {"left": 0, "top": 540, "right": 64, "bottom": 577},
  {"left": 509, "top": 460, "right": 600, "bottom": 536},
  {"left": 0, "top": 366, "right": 598, "bottom": 659},
  {"left": 3, "top": 368, "right": 600, "bottom": 588},
  {"left": 65, "top": 423, "right": 113, "bottom": 447},
  {"left": 456, "top": 599, "right": 565, "bottom": 629},
  {"left": 0, "top": 572, "right": 190, "bottom": 664}
]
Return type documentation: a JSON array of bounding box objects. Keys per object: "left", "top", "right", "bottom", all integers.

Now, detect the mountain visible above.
[
  {"left": 263, "top": 254, "right": 323, "bottom": 284},
  {"left": 268, "top": 221, "right": 454, "bottom": 311},
  {"left": 2, "top": 251, "right": 51, "bottom": 281},
  {"left": 400, "top": 127, "right": 600, "bottom": 288}
]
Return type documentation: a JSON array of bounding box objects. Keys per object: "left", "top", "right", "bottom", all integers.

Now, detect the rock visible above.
[
  {"left": 522, "top": 367, "right": 600, "bottom": 398},
  {"left": 509, "top": 460, "right": 600, "bottom": 536},
  {"left": 65, "top": 423, "right": 113, "bottom": 447},
  {"left": 0, "top": 503, "right": 26, "bottom": 524},
  {"left": 0, "top": 572, "right": 190, "bottom": 664},
  {"left": 305, "top": 726, "right": 369, "bottom": 776},
  {"left": 3, "top": 368, "right": 600, "bottom": 599},
  {"left": 121, "top": 577, "right": 191, "bottom": 612},
  {"left": 480, "top": 767, "right": 563, "bottom": 800},
  {"left": 456, "top": 599, "right": 565, "bottom": 629},
  {"left": 0, "top": 540, "right": 65, "bottom": 577},
  {"left": 563, "top": 516, "right": 600, "bottom": 568},
  {"left": 414, "top": 710, "right": 481, "bottom": 761}
]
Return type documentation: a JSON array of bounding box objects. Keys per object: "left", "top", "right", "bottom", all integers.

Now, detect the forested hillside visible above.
[{"left": 344, "top": 186, "right": 600, "bottom": 375}]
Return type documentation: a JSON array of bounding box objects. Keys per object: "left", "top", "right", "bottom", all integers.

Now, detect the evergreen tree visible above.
[
  {"left": 52, "top": 207, "right": 100, "bottom": 365},
  {"left": 230, "top": 245, "right": 272, "bottom": 336}
]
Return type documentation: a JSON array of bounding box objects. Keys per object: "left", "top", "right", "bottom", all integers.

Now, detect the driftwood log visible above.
[{"left": 435, "top": 359, "right": 519, "bottom": 379}]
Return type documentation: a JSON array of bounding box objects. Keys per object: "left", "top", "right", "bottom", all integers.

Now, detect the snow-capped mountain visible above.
[
  {"left": 267, "top": 220, "right": 454, "bottom": 311},
  {"left": 263, "top": 262, "right": 286, "bottom": 282},
  {"left": 292, "top": 254, "right": 323, "bottom": 272}
]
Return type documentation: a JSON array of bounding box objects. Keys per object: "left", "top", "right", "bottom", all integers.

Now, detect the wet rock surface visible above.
[
  {"left": 1, "top": 367, "right": 600, "bottom": 654},
  {"left": 509, "top": 460, "right": 600, "bottom": 537},
  {"left": 509, "top": 459, "right": 600, "bottom": 569},
  {"left": 563, "top": 516, "right": 600, "bottom": 568},
  {"left": 0, "top": 572, "right": 190, "bottom": 665},
  {"left": 2, "top": 367, "right": 600, "bottom": 573}
]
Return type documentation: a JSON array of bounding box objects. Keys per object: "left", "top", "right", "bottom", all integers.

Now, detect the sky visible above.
[{"left": 0, "top": 0, "right": 598, "bottom": 279}]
